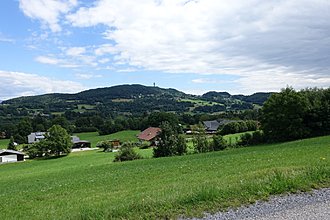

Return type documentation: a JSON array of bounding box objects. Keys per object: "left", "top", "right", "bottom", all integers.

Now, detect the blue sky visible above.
[{"left": 0, "top": 0, "right": 329, "bottom": 100}]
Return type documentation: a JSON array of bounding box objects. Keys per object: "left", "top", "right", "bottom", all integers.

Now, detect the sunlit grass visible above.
[
  {"left": 0, "top": 135, "right": 329, "bottom": 219},
  {"left": 74, "top": 130, "right": 140, "bottom": 147},
  {"left": 0, "top": 138, "right": 9, "bottom": 149}
]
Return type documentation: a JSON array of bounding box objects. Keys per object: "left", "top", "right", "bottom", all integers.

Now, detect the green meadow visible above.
[
  {"left": 0, "top": 135, "right": 329, "bottom": 219},
  {"left": 74, "top": 130, "right": 140, "bottom": 147},
  {"left": 0, "top": 138, "right": 9, "bottom": 149}
]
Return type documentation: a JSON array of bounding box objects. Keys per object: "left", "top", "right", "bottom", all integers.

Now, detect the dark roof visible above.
[
  {"left": 0, "top": 149, "right": 25, "bottom": 155},
  {"left": 138, "top": 127, "right": 161, "bottom": 141},
  {"left": 73, "top": 140, "right": 90, "bottom": 144},
  {"left": 203, "top": 120, "right": 221, "bottom": 131}
]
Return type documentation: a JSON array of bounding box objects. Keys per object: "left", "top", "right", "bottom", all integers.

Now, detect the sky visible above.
[{"left": 0, "top": 0, "right": 330, "bottom": 100}]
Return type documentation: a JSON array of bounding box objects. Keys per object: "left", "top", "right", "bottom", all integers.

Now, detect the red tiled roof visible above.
[{"left": 138, "top": 127, "right": 161, "bottom": 141}]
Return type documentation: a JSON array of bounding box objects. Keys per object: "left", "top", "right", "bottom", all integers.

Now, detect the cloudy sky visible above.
[{"left": 0, "top": 0, "right": 329, "bottom": 100}]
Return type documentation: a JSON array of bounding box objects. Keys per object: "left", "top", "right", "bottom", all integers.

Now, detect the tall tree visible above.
[
  {"left": 45, "top": 125, "right": 72, "bottom": 156},
  {"left": 261, "top": 88, "right": 309, "bottom": 142},
  {"left": 153, "top": 121, "right": 187, "bottom": 157}
]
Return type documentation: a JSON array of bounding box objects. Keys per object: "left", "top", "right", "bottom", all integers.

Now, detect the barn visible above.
[{"left": 0, "top": 149, "right": 25, "bottom": 163}]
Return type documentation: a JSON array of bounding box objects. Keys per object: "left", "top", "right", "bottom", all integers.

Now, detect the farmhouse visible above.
[
  {"left": 138, "top": 127, "right": 161, "bottom": 145},
  {"left": 28, "top": 132, "right": 46, "bottom": 144},
  {"left": 0, "top": 149, "right": 25, "bottom": 163},
  {"left": 203, "top": 119, "right": 236, "bottom": 133},
  {"left": 28, "top": 133, "right": 91, "bottom": 148},
  {"left": 203, "top": 120, "right": 221, "bottom": 133}
]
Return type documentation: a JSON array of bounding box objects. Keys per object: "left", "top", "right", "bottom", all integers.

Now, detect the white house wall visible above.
[{"left": 0, "top": 155, "right": 17, "bottom": 163}]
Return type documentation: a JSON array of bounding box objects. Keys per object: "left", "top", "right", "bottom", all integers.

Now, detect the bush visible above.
[
  {"left": 138, "top": 142, "right": 150, "bottom": 149},
  {"left": 176, "top": 135, "right": 188, "bottom": 155},
  {"left": 192, "top": 124, "right": 211, "bottom": 153},
  {"left": 7, "top": 136, "right": 17, "bottom": 151},
  {"left": 220, "top": 120, "right": 258, "bottom": 135},
  {"left": 238, "top": 130, "right": 265, "bottom": 146},
  {"left": 114, "top": 142, "right": 142, "bottom": 162},
  {"left": 96, "top": 140, "right": 114, "bottom": 152},
  {"left": 212, "top": 135, "right": 227, "bottom": 151},
  {"left": 26, "top": 142, "right": 48, "bottom": 159}
]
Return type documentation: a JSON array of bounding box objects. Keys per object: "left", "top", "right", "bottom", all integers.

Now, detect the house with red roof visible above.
[{"left": 137, "top": 127, "right": 161, "bottom": 145}]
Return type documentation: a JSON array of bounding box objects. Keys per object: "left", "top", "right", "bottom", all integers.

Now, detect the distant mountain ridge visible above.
[{"left": 1, "top": 84, "right": 272, "bottom": 116}]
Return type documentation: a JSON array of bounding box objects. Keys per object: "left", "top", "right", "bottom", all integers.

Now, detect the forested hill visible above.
[
  {"left": 1, "top": 84, "right": 272, "bottom": 117},
  {"left": 4, "top": 85, "right": 186, "bottom": 105},
  {"left": 202, "top": 91, "right": 272, "bottom": 106}
]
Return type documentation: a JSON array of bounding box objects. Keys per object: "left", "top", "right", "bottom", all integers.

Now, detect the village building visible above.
[
  {"left": 203, "top": 120, "right": 221, "bottom": 133},
  {"left": 110, "top": 139, "right": 121, "bottom": 148},
  {"left": 202, "top": 119, "right": 236, "bottom": 134},
  {"left": 137, "top": 127, "right": 161, "bottom": 146},
  {"left": 0, "top": 149, "right": 25, "bottom": 164},
  {"left": 27, "top": 132, "right": 46, "bottom": 144},
  {"left": 28, "top": 133, "right": 91, "bottom": 148},
  {"left": 71, "top": 136, "right": 91, "bottom": 148}
]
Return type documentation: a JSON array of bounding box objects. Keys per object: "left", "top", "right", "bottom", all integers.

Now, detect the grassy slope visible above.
[
  {"left": 0, "top": 136, "right": 329, "bottom": 219},
  {"left": 186, "top": 132, "right": 253, "bottom": 149},
  {"left": 180, "top": 98, "right": 221, "bottom": 106},
  {"left": 74, "top": 130, "right": 140, "bottom": 147},
  {"left": 0, "top": 139, "right": 9, "bottom": 149}
]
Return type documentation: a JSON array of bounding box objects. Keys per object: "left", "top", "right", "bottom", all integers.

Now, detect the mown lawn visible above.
[
  {"left": 0, "top": 136, "right": 329, "bottom": 219},
  {"left": 74, "top": 130, "right": 140, "bottom": 147}
]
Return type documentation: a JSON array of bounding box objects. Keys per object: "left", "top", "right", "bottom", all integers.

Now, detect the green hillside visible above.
[
  {"left": 0, "top": 135, "right": 329, "bottom": 219},
  {"left": 0, "top": 84, "right": 271, "bottom": 119}
]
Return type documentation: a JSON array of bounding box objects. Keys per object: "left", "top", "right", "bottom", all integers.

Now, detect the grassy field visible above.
[
  {"left": 74, "top": 130, "right": 140, "bottom": 147},
  {"left": 185, "top": 132, "right": 252, "bottom": 149},
  {"left": 0, "top": 135, "right": 329, "bottom": 219},
  {"left": 180, "top": 98, "right": 222, "bottom": 106},
  {"left": 0, "top": 138, "right": 9, "bottom": 149}
]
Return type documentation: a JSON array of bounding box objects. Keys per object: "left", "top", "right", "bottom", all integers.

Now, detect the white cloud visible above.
[
  {"left": 66, "top": 47, "right": 86, "bottom": 56},
  {"left": 94, "top": 44, "right": 117, "bottom": 56},
  {"left": 235, "top": 71, "right": 330, "bottom": 94},
  {"left": 75, "top": 73, "right": 103, "bottom": 79},
  {"left": 35, "top": 56, "right": 60, "bottom": 65},
  {"left": 0, "top": 32, "right": 15, "bottom": 43},
  {"left": 19, "top": 0, "right": 78, "bottom": 32},
  {"left": 192, "top": 78, "right": 229, "bottom": 84},
  {"left": 66, "top": 0, "right": 330, "bottom": 92},
  {"left": 98, "top": 58, "right": 110, "bottom": 64},
  {"left": 0, "top": 70, "right": 84, "bottom": 100}
]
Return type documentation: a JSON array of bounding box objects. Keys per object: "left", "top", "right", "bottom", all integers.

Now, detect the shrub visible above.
[
  {"left": 114, "top": 142, "right": 142, "bottom": 162},
  {"left": 26, "top": 142, "right": 48, "bottom": 159},
  {"left": 96, "top": 140, "right": 114, "bottom": 152},
  {"left": 238, "top": 130, "right": 265, "bottom": 146},
  {"left": 212, "top": 135, "right": 227, "bottom": 151},
  {"left": 7, "top": 136, "right": 17, "bottom": 151},
  {"left": 176, "top": 135, "right": 188, "bottom": 155},
  {"left": 192, "top": 124, "right": 211, "bottom": 153},
  {"left": 138, "top": 142, "right": 150, "bottom": 149},
  {"left": 220, "top": 120, "right": 258, "bottom": 135}
]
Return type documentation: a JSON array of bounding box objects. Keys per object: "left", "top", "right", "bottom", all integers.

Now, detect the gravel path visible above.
[{"left": 187, "top": 188, "right": 330, "bottom": 220}]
